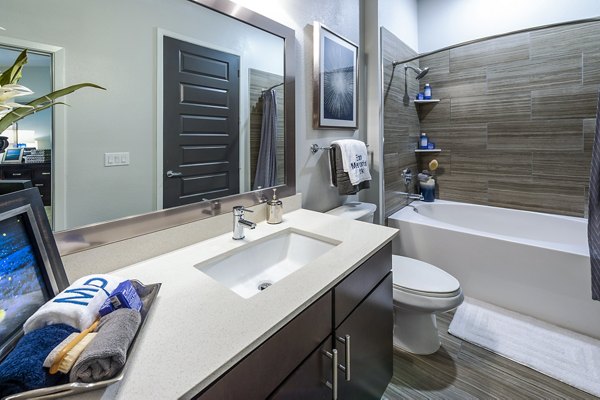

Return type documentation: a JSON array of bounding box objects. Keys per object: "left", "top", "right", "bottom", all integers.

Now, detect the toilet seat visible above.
[
  {"left": 392, "top": 255, "right": 460, "bottom": 298},
  {"left": 391, "top": 255, "right": 463, "bottom": 313}
]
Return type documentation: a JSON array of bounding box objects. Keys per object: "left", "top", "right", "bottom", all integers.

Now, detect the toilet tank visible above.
[{"left": 326, "top": 202, "right": 377, "bottom": 223}]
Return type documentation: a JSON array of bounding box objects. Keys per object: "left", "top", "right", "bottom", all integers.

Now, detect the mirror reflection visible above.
[{"left": 1, "top": 0, "right": 286, "bottom": 230}]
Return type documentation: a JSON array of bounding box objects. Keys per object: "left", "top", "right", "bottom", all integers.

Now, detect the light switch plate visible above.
[{"left": 104, "top": 152, "right": 130, "bottom": 167}]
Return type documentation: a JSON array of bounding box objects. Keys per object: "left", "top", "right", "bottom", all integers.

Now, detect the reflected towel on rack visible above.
[
  {"left": 331, "top": 139, "right": 371, "bottom": 186},
  {"left": 329, "top": 144, "right": 370, "bottom": 195},
  {"left": 253, "top": 89, "right": 277, "bottom": 190}
]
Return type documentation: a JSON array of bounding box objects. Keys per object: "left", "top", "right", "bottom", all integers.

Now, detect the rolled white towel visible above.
[{"left": 23, "top": 274, "right": 125, "bottom": 333}]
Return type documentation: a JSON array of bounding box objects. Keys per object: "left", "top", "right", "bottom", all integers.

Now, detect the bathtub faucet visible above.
[
  {"left": 399, "top": 168, "right": 424, "bottom": 201},
  {"left": 395, "top": 191, "right": 424, "bottom": 201}
]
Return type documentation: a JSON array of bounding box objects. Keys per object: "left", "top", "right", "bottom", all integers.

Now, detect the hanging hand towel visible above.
[
  {"left": 23, "top": 274, "right": 125, "bottom": 333},
  {"left": 329, "top": 144, "right": 370, "bottom": 195},
  {"left": 331, "top": 139, "right": 371, "bottom": 186}
]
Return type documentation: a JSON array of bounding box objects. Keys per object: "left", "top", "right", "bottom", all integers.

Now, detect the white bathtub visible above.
[{"left": 388, "top": 200, "right": 600, "bottom": 340}]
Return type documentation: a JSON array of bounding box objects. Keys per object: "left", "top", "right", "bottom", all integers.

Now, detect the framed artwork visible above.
[{"left": 313, "top": 22, "right": 358, "bottom": 129}]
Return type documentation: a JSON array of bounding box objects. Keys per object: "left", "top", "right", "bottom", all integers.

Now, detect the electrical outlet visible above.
[{"left": 104, "top": 152, "right": 130, "bottom": 167}]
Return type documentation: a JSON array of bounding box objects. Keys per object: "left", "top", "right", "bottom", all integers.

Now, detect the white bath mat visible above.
[{"left": 448, "top": 297, "right": 600, "bottom": 397}]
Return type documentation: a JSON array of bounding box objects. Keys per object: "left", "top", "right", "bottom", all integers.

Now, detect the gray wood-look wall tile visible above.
[
  {"left": 451, "top": 151, "right": 533, "bottom": 178},
  {"left": 416, "top": 99, "right": 451, "bottom": 123},
  {"left": 487, "top": 120, "right": 583, "bottom": 151},
  {"left": 532, "top": 151, "right": 589, "bottom": 183},
  {"left": 425, "top": 69, "right": 487, "bottom": 99},
  {"left": 583, "top": 51, "right": 600, "bottom": 85},
  {"left": 584, "top": 118, "right": 597, "bottom": 153},
  {"left": 419, "top": 123, "right": 487, "bottom": 151},
  {"left": 451, "top": 93, "right": 531, "bottom": 122},
  {"left": 422, "top": 50, "right": 450, "bottom": 75},
  {"left": 486, "top": 54, "right": 582, "bottom": 94},
  {"left": 530, "top": 21, "right": 600, "bottom": 59},
  {"left": 532, "top": 86, "right": 599, "bottom": 120},
  {"left": 382, "top": 28, "right": 420, "bottom": 217},
  {"left": 488, "top": 179, "right": 585, "bottom": 216},
  {"left": 384, "top": 21, "right": 600, "bottom": 217},
  {"left": 449, "top": 33, "right": 530, "bottom": 72},
  {"left": 436, "top": 175, "right": 489, "bottom": 205}
]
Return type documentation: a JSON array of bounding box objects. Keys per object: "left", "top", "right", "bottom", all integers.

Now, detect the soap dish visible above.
[{"left": 3, "top": 280, "right": 161, "bottom": 400}]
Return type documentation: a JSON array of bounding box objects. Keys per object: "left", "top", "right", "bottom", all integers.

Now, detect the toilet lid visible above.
[
  {"left": 325, "top": 202, "right": 377, "bottom": 220},
  {"left": 392, "top": 256, "right": 460, "bottom": 295}
]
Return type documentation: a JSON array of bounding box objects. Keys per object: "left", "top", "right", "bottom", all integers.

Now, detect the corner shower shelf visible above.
[
  {"left": 414, "top": 148, "right": 442, "bottom": 153},
  {"left": 414, "top": 99, "right": 440, "bottom": 104}
]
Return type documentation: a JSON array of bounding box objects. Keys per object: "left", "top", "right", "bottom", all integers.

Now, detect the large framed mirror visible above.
[{"left": 0, "top": 0, "right": 295, "bottom": 253}]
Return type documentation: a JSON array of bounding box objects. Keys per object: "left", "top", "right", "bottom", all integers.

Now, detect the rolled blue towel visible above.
[{"left": 0, "top": 323, "right": 79, "bottom": 396}]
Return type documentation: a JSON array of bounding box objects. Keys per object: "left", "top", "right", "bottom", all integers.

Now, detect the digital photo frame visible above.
[
  {"left": 2, "top": 148, "right": 24, "bottom": 164},
  {"left": 0, "top": 188, "right": 68, "bottom": 362}
]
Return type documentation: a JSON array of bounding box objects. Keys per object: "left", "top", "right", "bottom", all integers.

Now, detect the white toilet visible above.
[{"left": 326, "top": 202, "right": 464, "bottom": 355}]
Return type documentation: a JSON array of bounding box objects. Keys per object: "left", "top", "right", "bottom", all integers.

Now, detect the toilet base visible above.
[{"left": 393, "top": 305, "right": 441, "bottom": 355}]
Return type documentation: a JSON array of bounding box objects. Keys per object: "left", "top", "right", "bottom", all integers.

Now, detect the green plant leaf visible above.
[
  {"left": 0, "top": 49, "right": 28, "bottom": 86},
  {"left": 0, "top": 83, "right": 105, "bottom": 133},
  {"left": 0, "top": 102, "right": 67, "bottom": 133},
  {"left": 27, "top": 82, "right": 105, "bottom": 108}
]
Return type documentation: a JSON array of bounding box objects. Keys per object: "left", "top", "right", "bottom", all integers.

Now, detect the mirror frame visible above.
[{"left": 54, "top": 0, "right": 296, "bottom": 255}]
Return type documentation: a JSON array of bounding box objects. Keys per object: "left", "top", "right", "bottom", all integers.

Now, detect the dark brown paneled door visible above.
[{"left": 163, "top": 36, "right": 240, "bottom": 208}]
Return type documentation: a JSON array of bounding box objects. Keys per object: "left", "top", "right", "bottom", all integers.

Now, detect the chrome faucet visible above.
[
  {"left": 398, "top": 168, "right": 424, "bottom": 201},
  {"left": 232, "top": 206, "right": 256, "bottom": 240}
]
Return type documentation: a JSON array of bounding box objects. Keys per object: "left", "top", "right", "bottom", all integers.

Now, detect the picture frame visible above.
[
  {"left": 313, "top": 22, "right": 359, "bottom": 129},
  {"left": 2, "top": 148, "right": 24, "bottom": 164},
  {"left": 0, "top": 188, "right": 69, "bottom": 361}
]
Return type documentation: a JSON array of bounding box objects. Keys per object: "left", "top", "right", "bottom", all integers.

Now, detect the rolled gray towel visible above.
[{"left": 69, "top": 308, "right": 141, "bottom": 383}]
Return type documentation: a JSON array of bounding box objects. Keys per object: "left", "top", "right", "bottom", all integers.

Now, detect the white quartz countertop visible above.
[{"left": 73, "top": 208, "right": 397, "bottom": 400}]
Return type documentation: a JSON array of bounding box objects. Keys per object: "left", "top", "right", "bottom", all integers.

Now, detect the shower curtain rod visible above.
[
  {"left": 392, "top": 16, "right": 600, "bottom": 66},
  {"left": 261, "top": 82, "right": 284, "bottom": 93}
]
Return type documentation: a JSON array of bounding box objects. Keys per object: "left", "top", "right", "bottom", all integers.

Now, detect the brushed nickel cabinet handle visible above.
[
  {"left": 322, "top": 348, "right": 338, "bottom": 400},
  {"left": 12, "top": 173, "right": 22, "bottom": 176},
  {"left": 336, "top": 334, "right": 351, "bottom": 381},
  {"left": 41, "top": 172, "right": 51, "bottom": 176}
]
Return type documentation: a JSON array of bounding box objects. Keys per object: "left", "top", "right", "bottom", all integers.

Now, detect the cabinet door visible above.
[
  {"left": 269, "top": 335, "right": 333, "bottom": 400},
  {"left": 335, "top": 273, "right": 393, "bottom": 400},
  {"left": 334, "top": 243, "right": 391, "bottom": 327},
  {"left": 196, "top": 292, "right": 332, "bottom": 400}
]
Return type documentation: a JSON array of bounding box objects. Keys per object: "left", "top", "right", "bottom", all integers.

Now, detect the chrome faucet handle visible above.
[
  {"left": 401, "top": 169, "right": 413, "bottom": 186},
  {"left": 233, "top": 206, "right": 254, "bottom": 214}
]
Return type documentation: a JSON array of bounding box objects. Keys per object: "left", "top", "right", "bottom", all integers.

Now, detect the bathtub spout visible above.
[{"left": 394, "top": 191, "right": 424, "bottom": 201}]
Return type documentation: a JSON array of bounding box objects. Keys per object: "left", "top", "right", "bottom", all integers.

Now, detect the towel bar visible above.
[{"left": 310, "top": 143, "right": 369, "bottom": 154}]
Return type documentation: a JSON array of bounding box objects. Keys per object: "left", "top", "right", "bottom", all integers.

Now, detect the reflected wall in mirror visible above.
[
  {"left": 0, "top": 47, "right": 53, "bottom": 223},
  {"left": 1, "top": 0, "right": 287, "bottom": 231}
]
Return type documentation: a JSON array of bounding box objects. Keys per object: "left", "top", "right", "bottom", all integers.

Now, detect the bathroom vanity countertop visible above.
[{"left": 71, "top": 208, "right": 397, "bottom": 400}]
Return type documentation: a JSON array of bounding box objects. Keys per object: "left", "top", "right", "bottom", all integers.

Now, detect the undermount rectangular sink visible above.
[{"left": 195, "top": 229, "right": 340, "bottom": 298}]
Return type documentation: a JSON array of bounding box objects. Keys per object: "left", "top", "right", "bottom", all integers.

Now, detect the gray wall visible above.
[
  {"left": 381, "top": 28, "right": 421, "bottom": 217},
  {"left": 384, "top": 20, "right": 600, "bottom": 217}
]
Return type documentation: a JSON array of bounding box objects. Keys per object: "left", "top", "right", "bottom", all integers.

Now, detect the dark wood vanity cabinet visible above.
[
  {"left": 0, "top": 163, "right": 51, "bottom": 206},
  {"left": 196, "top": 242, "right": 393, "bottom": 400}
]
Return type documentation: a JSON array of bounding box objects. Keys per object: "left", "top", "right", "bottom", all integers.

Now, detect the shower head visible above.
[{"left": 404, "top": 64, "right": 429, "bottom": 80}]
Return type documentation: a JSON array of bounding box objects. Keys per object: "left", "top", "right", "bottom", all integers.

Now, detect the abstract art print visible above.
[{"left": 314, "top": 22, "right": 358, "bottom": 129}]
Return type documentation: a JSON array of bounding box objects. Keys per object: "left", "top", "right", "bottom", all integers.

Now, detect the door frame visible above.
[
  {"left": 0, "top": 36, "right": 65, "bottom": 230},
  {"left": 156, "top": 28, "right": 244, "bottom": 210}
]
